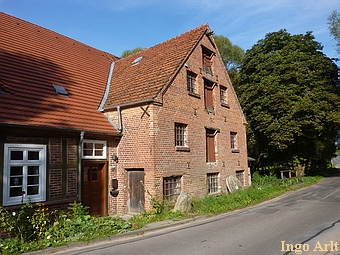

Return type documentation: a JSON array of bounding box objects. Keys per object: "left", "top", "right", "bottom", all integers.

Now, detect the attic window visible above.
[
  {"left": 132, "top": 56, "right": 143, "bottom": 65},
  {"left": 52, "top": 84, "right": 68, "bottom": 96}
]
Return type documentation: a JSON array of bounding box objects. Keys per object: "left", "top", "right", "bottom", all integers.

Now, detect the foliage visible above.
[
  {"left": 121, "top": 47, "right": 144, "bottom": 58},
  {"left": 0, "top": 202, "right": 132, "bottom": 255},
  {"left": 238, "top": 29, "right": 340, "bottom": 173},
  {"left": 214, "top": 35, "right": 245, "bottom": 84},
  {"left": 327, "top": 10, "right": 340, "bottom": 55}
]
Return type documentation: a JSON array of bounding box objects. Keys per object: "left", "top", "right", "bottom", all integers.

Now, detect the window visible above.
[
  {"left": 187, "top": 71, "right": 197, "bottom": 94},
  {"left": 163, "top": 176, "right": 181, "bottom": 201},
  {"left": 220, "top": 85, "right": 229, "bottom": 107},
  {"left": 202, "top": 46, "right": 214, "bottom": 75},
  {"left": 207, "top": 173, "right": 219, "bottom": 194},
  {"left": 82, "top": 140, "right": 107, "bottom": 159},
  {"left": 175, "top": 123, "right": 187, "bottom": 147},
  {"left": 3, "top": 144, "right": 46, "bottom": 206},
  {"left": 230, "top": 132, "right": 238, "bottom": 152},
  {"left": 204, "top": 79, "right": 214, "bottom": 113},
  {"left": 236, "top": 171, "right": 245, "bottom": 186},
  {"left": 206, "top": 128, "right": 216, "bottom": 162}
]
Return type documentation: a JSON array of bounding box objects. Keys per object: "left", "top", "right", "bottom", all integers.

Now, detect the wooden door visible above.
[
  {"left": 127, "top": 170, "right": 145, "bottom": 213},
  {"left": 82, "top": 162, "right": 107, "bottom": 215}
]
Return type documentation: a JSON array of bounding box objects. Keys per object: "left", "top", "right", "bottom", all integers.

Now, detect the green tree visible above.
[
  {"left": 238, "top": 29, "right": 340, "bottom": 173},
  {"left": 213, "top": 35, "right": 244, "bottom": 84},
  {"left": 121, "top": 47, "right": 144, "bottom": 58},
  {"left": 327, "top": 10, "right": 340, "bottom": 55}
]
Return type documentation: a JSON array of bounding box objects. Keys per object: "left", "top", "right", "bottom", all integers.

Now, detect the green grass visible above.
[{"left": 0, "top": 169, "right": 332, "bottom": 255}]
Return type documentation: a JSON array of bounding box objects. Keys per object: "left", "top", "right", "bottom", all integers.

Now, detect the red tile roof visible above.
[
  {"left": 0, "top": 12, "right": 120, "bottom": 135},
  {"left": 104, "top": 24, "right": 209, "bottom": 108}
]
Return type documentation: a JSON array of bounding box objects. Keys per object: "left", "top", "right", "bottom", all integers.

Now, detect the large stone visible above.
[
  {"left": 172, "top": 192, "right": 192, "bottom": 213},
  {"left": 226, "top": 175, "right": 243, "bottom": 193}
]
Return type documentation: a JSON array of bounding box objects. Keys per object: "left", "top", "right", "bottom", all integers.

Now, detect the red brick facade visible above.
[{"left": 107, "top": 33, "right": 248, "bottom": 214}]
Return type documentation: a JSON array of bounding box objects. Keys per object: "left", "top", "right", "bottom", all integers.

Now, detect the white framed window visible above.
[
  {"left": 175, "top": 123, "right": 188, "bottom": 147},
  {"left": 207, "top": 173, "right": 219, "bottom": 194},
  {"left": 3, "top": 144, "right": 47, "bottom": 206},
  {"left": 82, "top": 140, "right": 107, "bottom": 159},
  {"left": 230, "top": 132, "right": 238, "bottom": 150}
]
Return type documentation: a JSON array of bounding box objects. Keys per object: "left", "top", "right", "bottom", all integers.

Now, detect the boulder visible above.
[{"left": 172, "top": 192, "right": 192, "bottom": 213}]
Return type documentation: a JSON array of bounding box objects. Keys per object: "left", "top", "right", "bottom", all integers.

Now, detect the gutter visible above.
[{"left": 78, "top": 131, "right": 85, "bottom": 201}]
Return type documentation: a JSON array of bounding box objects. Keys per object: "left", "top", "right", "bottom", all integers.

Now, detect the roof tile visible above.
[{"left": 104, "top": 24, "right": 209, "bottom": 107}]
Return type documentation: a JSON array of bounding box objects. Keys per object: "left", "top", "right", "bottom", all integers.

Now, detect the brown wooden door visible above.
[
  {"left": 82, "top": 162, "right": 107, "bottom": 216},
  {"left": 128, "top": 170, "right": 145, "bottom": 213}
]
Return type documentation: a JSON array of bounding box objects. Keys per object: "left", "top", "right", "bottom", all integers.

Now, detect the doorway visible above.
[
  {"left": 127, "top": 169, "right": 145, "bottom": 213},
  {"left": 81, "top": 161, "right": 107, "bottom": 216}
]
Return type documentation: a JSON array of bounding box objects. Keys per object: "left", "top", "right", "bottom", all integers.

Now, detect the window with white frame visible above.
[
  {"left": 163, "top": 176, "right": 181, "bottom": 201},
  {"left": 207, "top": 173, "right": 219, "bottom": 194},
  {"left": 3, "top": 144, "right": 47, "bottom": 206},
  {"left": 175, "top": 123, "right": 188, "bottom": 147},
  {"left": 230, "top": 132, "right": 238, "bottom": 151},
  {"left": 220, "top": 85, "right": 228, "bottom": 106},
  {"left": 187, "top": 71, "right": 197, "bottom": 94},
  {"left": 82, "top": 140, "right": 107, "bottom": 159}
]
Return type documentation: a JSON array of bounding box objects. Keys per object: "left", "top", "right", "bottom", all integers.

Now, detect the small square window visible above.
[
  {"left": 207, "top": 173, "right": 219, "bottom": 194},
  {"left": 163, "top": 176, "right": 181, "bottom": 201},
  {"left": 175, "top": 123, "right": 188, "bottom": 147}
]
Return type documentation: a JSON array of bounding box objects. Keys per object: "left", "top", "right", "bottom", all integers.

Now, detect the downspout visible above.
[{"left": 78, "top": 131, "right": 85, "bottom": 201}]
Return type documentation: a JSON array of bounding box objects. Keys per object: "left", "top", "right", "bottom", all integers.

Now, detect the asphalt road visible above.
[{"left": 33, "top": 168, "right": 340, "bottom": 255}]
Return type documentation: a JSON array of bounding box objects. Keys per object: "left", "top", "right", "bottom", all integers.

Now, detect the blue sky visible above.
[{"left": 1, "top": 0, "right": 339, "bottom": 58}]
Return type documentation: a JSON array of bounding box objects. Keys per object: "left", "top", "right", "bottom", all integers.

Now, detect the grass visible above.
[{"left": 0, "top": 168, "right": 335, "bottom": 255}]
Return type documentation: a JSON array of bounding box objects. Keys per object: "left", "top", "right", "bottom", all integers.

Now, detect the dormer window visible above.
[{"left": 202, "top": 46, "right": 214, "bottom": 75}]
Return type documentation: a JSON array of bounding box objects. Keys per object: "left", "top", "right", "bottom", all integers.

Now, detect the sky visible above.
[{"left": 1, "top": 0, "right": 339, "bottom": 59}]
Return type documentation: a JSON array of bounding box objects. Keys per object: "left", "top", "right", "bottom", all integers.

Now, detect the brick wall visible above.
[{"left": 107, "top": 34, "right": 248, "bottom": 214}]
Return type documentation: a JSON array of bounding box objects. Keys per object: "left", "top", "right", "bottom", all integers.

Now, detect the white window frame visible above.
[
  {"left": 81, "top": 140, "right": 107, "bottom": 159},
  {"left": 3, "top": 144, "right": 47, "bottom": 206},
  {"left": 175, "top": 123, "right": 188, "bottom": 147}
]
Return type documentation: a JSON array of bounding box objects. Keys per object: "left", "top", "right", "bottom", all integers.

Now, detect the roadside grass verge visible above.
[{"left": 0, "top": 169, "right": 333, "bottom": 255}]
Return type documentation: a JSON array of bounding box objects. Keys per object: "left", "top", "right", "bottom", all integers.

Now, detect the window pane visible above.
[
  {"left": 28, "top": 176, "right": 39, "bottom": 185},
  {"left": 92, "top": 168, "right": 98, "bottom": 181},
  {"left": 28, "top": 151, "right": 39, "bottom": 160},
  {"left": 94, "top": 150, "right": 103, "bottom": 156},
  {"left": 83, "top": 143, "right": 93, "bottom": 150},
  {"left": 28, "top": 166, "right": 39, "bottom": 175},
  {"left": 83, "top": 149, "right": 93, "bottom": 156},
  {"left": 10, "top": 166, "right": 23, "bottom": 176},
  {"left": 10, "top": 177, "right": 23, "bottom": 186},
  {"left": 94, "top": 143, "right": 103, "bottom": 149},
  {"left": 10, "top": 151, "right": 23, "bottom": 160},
  {"left": 27, "top": 186, "right": 39, "bottom": 195},
  {"left": 10, "top": 187, "right": 23, "bottom": 197}
]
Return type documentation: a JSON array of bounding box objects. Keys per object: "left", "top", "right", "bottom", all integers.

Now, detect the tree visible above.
[
  {"left": 213, "top": 35, "right": 244, "bottom": 84},
  {"left": 121, "top": 47, "right": 144, "bottom": 58},
  {"left": 327, "top": 10, "right": 340, "bottom": 55},
  {"left": 238, "top": 29, "right": 340, "bottom": 173}
]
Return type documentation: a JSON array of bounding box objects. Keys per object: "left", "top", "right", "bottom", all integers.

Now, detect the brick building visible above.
[{"left": 0, "top": 12, "right": 249, "bottom": 216}]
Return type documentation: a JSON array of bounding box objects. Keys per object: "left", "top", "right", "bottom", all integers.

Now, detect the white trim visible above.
[
  {"left": 81, "top": 140, "right": 107, "bottom": 159},
  {"left": 3, "top": 144, "right": 46, "bottom": 206}
]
